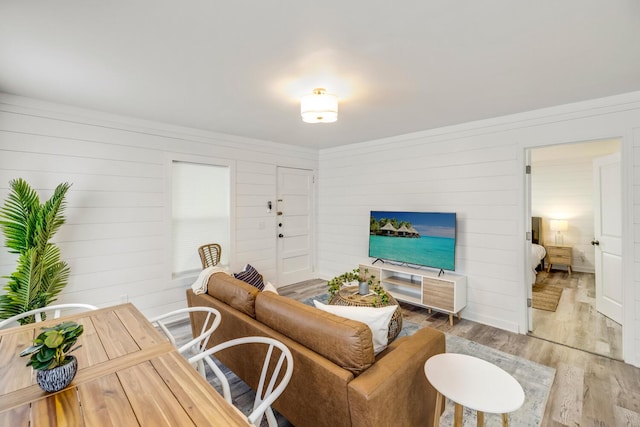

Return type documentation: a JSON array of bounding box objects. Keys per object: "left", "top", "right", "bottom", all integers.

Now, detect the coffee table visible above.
[
  {"left": 329, "top": 285, "right": 403, "bottom": 342},
  {"left": 424, "top": 353, "right": 525, "bottom": 427}
]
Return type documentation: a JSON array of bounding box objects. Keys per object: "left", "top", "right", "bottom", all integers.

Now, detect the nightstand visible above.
[{"left": 545, "top": 245, "right": 572, "bottom": 274}]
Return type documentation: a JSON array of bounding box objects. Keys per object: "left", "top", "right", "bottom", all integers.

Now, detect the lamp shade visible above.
[
  {"left": 549, "top": 220, "right": 568, "bottom": 232},
  {"left": 301, "top": 88, "right": 338, "bottom": 123}
]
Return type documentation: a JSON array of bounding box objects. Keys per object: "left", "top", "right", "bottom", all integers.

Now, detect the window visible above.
[{"left": 172, "top": 161, "right": 230, "bottom": 275}]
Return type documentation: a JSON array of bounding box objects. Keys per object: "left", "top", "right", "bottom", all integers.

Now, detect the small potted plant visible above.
[
  {"left": 327, "top": 268, "right": 389, "bottom": 304},
  {"left": 20, "top": 321, "right": 84, "bottom": 392}
]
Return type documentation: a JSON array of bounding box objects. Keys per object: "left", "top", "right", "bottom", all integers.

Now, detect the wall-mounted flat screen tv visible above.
[{"left": 369, "top": 211, "right": 456, "bottom": 271}]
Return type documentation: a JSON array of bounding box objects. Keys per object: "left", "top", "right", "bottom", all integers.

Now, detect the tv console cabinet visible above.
[{"left": 359, "top": 262, "right": 467, "bottom": 325}]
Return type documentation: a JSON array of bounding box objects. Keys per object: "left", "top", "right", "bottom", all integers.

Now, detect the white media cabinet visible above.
[{"left": 359, "top": 262, "right": 467, "bottom": 325}]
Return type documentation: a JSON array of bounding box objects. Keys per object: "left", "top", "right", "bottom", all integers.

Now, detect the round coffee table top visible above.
[
  {"left": 329, "top": 285, "right": 403, "bottom": 342},
  {"left": 424, "top": 353, "right": 525, "bottom": 414}
]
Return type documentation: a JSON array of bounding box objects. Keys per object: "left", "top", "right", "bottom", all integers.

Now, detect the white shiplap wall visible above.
[
  {"left": 318, "top": 91, "right": 640, "bottom": 366},
  {"left": 0, "top": 94, "right": 317, "bottom": 319}
]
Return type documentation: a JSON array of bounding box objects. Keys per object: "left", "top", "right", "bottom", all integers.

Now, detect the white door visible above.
[
  {"left": 276, "top": 167, "right": 314, "bottom": 285},
  {"left": 593, "top": 153, "right": 622, "bottom": 324}
]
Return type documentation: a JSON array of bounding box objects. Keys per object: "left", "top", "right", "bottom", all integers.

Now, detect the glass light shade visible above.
[
  {"left": 549, "top": 220, "right": 568, "bottom": 231},
  {"left": 301, "top": 89, "right": 338, "bottom": 123}
]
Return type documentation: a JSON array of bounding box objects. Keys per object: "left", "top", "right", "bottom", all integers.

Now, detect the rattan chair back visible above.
[{"left": 198, "top": 243, "right": 222, "bottom": 268}]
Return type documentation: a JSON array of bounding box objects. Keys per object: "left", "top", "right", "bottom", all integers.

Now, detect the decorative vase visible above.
[
  {"left": 36, "top": 356, "right": 78, "bottom": 392},
  {"left": 358, "top": 281, "right": 369, "bottom": 295}
]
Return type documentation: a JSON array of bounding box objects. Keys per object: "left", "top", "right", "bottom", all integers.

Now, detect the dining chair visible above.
[
  {"left": 198, "top": 243, "right": 222, "bottom": 269},
  {"left": 0, "top": 303, "right": 99, "bottom": 329},
  {"left": 149, "top": 306, "right": 222, "bottom": 376},
  {"left": 189, "top": 336, "right": 294, "bottom": 427}
]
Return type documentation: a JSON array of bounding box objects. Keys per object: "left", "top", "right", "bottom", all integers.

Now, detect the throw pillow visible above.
[
  {"left": 313, "top": 300, "right": 397, "bottom": 354},
  {"left": 233, "top": 264, "right": 265, "bottom": 290},
  {"left": 263, "top": 281, "right": 279, "bottom": 294}
]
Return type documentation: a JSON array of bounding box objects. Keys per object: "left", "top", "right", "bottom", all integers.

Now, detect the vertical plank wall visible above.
[
  {"left": 317, "top": 91, "right": 640, "bottom": 366},
  {"left": 0, "top": 95, "right": 317, "bottom": 318}
]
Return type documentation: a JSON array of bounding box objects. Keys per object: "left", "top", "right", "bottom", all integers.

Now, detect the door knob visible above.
[
  {"left": 278, "top": 234, "right": 284, "bottom": 238},
  {"left": 591, "top": 239, "right": 600, "bottom": 246}
]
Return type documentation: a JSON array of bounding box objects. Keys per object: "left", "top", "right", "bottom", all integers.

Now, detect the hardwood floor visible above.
[
  {"left": 175, "top": 279, "right": 640, "bottom": 426},
  {"left": 278, "top": 279, "right": 640, "bottom": 426},
  {"left": 531, "top": 270, "right": 622, "bottom": 360}
]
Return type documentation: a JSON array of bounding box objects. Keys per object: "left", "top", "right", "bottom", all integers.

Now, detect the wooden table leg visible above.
[
  {"left": 433, "top": 392, "right": 442, "bottom": 427},
  {"left": 449, "top": 314, "right": 453, "bottom": 326},
  {"left": 454, "top": 403, "right": 463, "bottom": 427},
  {"left": 477, "top": 411, "right": 484, "bottom": 426},
  {"left": 502, "top": 413, "right": 509, "bottom": 427}
]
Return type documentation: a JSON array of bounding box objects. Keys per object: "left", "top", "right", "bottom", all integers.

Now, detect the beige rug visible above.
[{"left": 532, "top": 284, "right": 563, "bottom": 311}]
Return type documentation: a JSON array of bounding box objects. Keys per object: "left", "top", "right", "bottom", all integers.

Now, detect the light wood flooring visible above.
[
  {"left": 176, "top": 279, "right": 640, "bottom": 426},
  {"left": 278, "top": 279, "right": 640, "bottom": 426},
  {"left": 531, "top": 270, "right": 622, "bottom": 361}
]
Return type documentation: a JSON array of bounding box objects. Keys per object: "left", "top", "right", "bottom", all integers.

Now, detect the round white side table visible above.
[{"left": 424, "top": 353, "right": 525, "bottom": 427}]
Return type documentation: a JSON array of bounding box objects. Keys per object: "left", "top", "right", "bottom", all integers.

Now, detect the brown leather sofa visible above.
[{"left": 186, "top": 272, "right": 446, "bottom": 427}]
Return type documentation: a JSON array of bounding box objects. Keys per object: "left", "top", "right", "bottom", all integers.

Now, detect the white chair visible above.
[
  {"left": 149, "top": 306, "right": 222, "bottom": 376},
  {"left": 189, "top": 336, "right": 294, "bottom": 427},
  {"left": 0, "top": 303, "right": 99, "bottom": 329}
]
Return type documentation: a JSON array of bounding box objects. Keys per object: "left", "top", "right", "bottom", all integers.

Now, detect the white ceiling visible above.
[{"left": 2, "top": 1, "right": 640, "bottom": 149}]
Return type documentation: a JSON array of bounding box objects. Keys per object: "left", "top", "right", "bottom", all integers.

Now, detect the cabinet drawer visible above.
[
  {"left": 549, "top": 254, "right": 571, "bottom": 264},
  {"left": 547, "top": 246, "right": 571, "bottom": 257},
  {"left": 422, "top": 278, "right": 454, "bottom": 311}
]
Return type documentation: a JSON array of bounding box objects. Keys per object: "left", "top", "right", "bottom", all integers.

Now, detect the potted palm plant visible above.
[
  {"left": 0, "top": 178, "right": 72, "bottom": 324},
  {"left": 20, "top": 321, "right": 84, "bottom": 392}
]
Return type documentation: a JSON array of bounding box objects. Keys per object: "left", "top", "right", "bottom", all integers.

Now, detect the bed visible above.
[{"left": 530, "top": 217, "right": 546, "bottom": 283}]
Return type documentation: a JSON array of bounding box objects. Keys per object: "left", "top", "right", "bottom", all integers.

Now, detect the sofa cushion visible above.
[
  {"left": 255, "top": 291, "right": 375, "bottom": 375},
  {"left": 206, "top": 272, "right": 260, "bottom": 318},
  {"left": 313, "top": 300, "right": 397, "bottom": 354},
  {"left": 262, "top": 281, "right": 278, "bottom": 294},
  {"left": 233, "top": 264, "right": 265, "bottom": 290}
]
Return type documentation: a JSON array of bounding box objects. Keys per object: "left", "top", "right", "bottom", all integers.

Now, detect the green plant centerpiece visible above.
[
  {"left": 327, "top": 267, "right": 389, "bottom": 306},
  {"left": 20, "top": 321, "right": 83, "bottom": 392},
  {"left": 0, "top": 178, "right": 72, "bottom": 324}
]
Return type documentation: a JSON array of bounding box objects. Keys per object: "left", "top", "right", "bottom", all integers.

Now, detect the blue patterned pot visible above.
[{"left": 36, "top": 356, "right": 78, "bottom": 392}]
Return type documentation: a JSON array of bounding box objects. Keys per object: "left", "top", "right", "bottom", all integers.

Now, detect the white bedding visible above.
[{"left": 530, "top": 243, "right": 546, "bottom": 284}]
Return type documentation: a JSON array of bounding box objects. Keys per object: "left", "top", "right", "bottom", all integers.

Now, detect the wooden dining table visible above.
[{"left": 0, "top": 303, "right": 251, "bottom": 426}]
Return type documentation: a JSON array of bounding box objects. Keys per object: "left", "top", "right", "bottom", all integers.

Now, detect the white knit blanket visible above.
[{"left": 191, "top": 266, "right": 229, "bottom": 295}]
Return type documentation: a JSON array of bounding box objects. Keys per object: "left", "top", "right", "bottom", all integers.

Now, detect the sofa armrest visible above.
[{"left": 347, "top": 327, "right": 446, "bottom": 427}]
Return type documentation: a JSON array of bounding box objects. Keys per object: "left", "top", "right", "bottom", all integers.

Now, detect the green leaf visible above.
[
  {"left": 19, "top": 344, "right": 43, "bottom": 357},
  {"left": 0, "top": 179, "right": 72, "bottom": 323},
  {"left": 43, "top": 330, "right": 64, "bottom": 348}
]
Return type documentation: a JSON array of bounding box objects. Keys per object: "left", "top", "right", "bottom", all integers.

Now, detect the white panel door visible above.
[
  {"left": 276, "top": 167, "right": 314, "bottom": 285},
  {"left": 593, "top": 153, "right": 622, "bottom": 324}
]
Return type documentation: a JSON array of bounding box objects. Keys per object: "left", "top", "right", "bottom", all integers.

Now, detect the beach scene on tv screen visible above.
[{"left": 369, "top": 211, "right": 456, "bottom": 270}]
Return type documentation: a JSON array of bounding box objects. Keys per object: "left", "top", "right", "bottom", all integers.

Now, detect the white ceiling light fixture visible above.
[{"left": 301, "top": 88, "right": 338, "bottom": 123}]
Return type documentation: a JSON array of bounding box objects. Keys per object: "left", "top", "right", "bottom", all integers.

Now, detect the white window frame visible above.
[{"left": 164, "top": 153, "right": 236, "bottom": 282}]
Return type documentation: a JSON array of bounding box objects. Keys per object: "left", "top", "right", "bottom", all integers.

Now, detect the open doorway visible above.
[{"left": 528, "top": 139, "right": 622, "bottom": 360}]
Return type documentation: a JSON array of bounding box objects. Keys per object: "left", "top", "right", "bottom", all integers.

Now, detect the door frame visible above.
[{"left": 521, "top": 137, "right": 632, "bottom": 363}]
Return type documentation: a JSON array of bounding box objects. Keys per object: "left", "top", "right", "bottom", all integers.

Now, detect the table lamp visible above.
[{"left": 549, "top": 220, "right": 568, "bottom": 244}]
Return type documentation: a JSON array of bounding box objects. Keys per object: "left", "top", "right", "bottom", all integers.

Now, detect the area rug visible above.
[
  {"left": 439, "top": 334, "right": 554, "bottom": 426},
  {"left": 532, "top": 284, "right": 563, "bottom": 312},
  {"left": 303, "top": 294, "right": 554, "bottom": 427}
]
